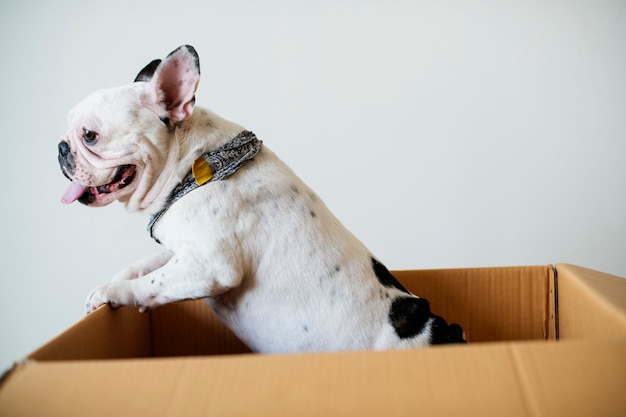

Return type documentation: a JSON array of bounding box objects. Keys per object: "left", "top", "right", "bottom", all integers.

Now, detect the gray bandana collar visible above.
[{"left": 148, "top": 130, "right": 262, "bottom": 243}]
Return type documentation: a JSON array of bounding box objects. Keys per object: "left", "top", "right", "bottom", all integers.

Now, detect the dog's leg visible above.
[
  {"left": 86, "top": 242, "right": 244, "bottom": 313},
  {"left": 111, "top": 251, "right": 174, "bottom": 281}
]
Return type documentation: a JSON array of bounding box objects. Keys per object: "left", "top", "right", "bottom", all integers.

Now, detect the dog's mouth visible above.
[{"left": 61, "top": 165, "right": 137, "bottom": 205}]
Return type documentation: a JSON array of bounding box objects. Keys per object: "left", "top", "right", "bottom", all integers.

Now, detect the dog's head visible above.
[{"left": 58, "top": 45, "right": 200, "bottom": 209}]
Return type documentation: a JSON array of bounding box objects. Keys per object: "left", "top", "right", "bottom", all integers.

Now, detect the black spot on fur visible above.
[
  {"left": 389, "top": 296, "right": 432, "bottom": 339},
  {"left": 372, "top": 258, "right": 409, "bottom": 294},
  {"left": 322, "top": 265, "right": 341, "bottom": 280}
]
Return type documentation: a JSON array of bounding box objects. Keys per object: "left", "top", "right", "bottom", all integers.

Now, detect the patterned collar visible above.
[{"left": 147, "top": 130, "right": 262, "bottom": 243}]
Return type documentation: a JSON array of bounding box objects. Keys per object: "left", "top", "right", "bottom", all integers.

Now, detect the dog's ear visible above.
[
  {"left": 142, "top": 45, "right": 201, "bottom": 123},
  {"left": 134, "top": 59, "right": 162, "bottom": 83}
]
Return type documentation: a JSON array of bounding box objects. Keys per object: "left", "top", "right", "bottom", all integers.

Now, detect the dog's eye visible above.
[{"left": 82, "top": 128, "right": 98, "bottom": 146}]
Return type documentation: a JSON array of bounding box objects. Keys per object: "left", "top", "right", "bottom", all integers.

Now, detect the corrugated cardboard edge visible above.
[
  {"left": 548, "top": 265, "right": 557, "bottom": 340},
  {"left": 1, "top": 338, "right": 624, "bottom": 417},
  {"left": 556, "top": 263, "right": 626, "bottom": 339}
]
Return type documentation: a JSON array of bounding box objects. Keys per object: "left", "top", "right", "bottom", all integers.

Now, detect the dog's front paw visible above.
[
  {"left": 85, "top": 282, "right": 127, "bottom": 314},
  {"left": 86, "top": 285, "right": 113, "bottom": 314}
]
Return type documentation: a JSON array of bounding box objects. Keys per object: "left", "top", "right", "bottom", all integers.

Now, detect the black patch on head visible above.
[
  {"left": 389, "top": 296, "right": 432, "bottom": 339},
  {"left": 372, "top": 258, "right": 409, "bottom": 294},
  {"left": 134, "top": 59, "right": 162, "bottom": 82},
  {"left": 429, "top": 316, "right": 467, "bottom": 345}
]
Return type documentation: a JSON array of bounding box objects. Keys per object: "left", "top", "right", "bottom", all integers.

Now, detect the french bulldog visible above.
[{"left": 58, "top": 45, "right": 465, "bottom": 353}]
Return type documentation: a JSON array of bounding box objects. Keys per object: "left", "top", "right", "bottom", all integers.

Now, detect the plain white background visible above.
[{"left": 1, "top": 0, "right": 624, "bottom": 371}]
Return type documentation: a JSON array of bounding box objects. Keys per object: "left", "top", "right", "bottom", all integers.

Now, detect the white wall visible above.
[{"left": 1, "top": 0, "right": 625, "bottom": 370}]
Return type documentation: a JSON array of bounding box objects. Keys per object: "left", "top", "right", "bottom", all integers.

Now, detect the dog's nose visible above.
[{"left": 58, "top": 141, "right": 70, "bottom": 157}]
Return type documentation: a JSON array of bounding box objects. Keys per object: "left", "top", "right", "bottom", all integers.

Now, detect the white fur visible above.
[{"left": 59, "top": 46, "right": 458, "bottom": 353}]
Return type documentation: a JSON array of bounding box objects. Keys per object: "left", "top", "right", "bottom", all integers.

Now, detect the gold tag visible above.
[{"left": 192, "top": 158, "right": 214, "bottom": 185}]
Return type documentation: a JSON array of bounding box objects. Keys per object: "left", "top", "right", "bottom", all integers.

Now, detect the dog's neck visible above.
[
  {"left": 125, "top": 108, "right": 246, "bottom": 213},
  {"left": 147, "top": 130, "right": 262, "bottom": 243}
]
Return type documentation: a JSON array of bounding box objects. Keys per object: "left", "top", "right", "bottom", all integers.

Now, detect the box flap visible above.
[
  {"left": 28, "top": 303, "right": 152, "bottom": 361},
  {"left": 394, "top": 266, "right": 554, "bottom": 342},
  {"left": 1, "top": 338, "right": 624, "bottom": 417},
  {"left": 556, "top": 263, "right": 626, "bottom": 339},
  {"left": 26, "top": 266, "right": 554, "bottom": 362}
]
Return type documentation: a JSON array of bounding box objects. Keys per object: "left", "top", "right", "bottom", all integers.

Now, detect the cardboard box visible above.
[{"left": 1, "top": 263, "right": 625, "bottom": 416}]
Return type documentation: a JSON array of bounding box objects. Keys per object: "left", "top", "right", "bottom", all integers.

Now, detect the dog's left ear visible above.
[
  {"left": 134, "top": 59, "right": 162, "bottom": 83},
  {"left": 141, "top": 45, "right": 200, "bottom": 123}
]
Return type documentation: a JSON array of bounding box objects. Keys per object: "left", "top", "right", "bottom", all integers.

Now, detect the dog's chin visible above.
[{"left": 74, "top": 165, "right": 138, "bottom": 206}]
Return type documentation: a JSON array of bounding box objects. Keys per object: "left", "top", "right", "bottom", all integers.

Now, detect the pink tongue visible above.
[{"left": 61, "top": 182, "right": 88, "bottom": 204}]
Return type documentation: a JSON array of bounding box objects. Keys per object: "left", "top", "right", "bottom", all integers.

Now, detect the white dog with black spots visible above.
[{"left": 57, "top": 45, "right": 465, "bottom": 353}]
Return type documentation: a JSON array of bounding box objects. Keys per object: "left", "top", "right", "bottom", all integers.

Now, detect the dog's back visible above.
[{"left": 185, "top": 141, "right": 466, "bottom": 352}]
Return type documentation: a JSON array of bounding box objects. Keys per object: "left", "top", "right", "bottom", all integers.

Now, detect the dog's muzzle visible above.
[{"left": 57, "top": 140, "right": 138, "bottom": 205}]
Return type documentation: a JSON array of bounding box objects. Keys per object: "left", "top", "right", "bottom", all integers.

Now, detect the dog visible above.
[{"left": 57, "top": 45, "right": 465, "bottom": 353}]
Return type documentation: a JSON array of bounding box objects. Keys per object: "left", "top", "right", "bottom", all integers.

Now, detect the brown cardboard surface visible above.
[
  {"left": 2, "top": 264, "right": 625, "bottom": 416},
  {"left": 557, "top": 263, "right": 626, "bottom": 339},
  {"left": 394, "top": 265, "right": 555, "bottom": 342},
  {"left": 1, "top": 338, "right": 625, "bottom": 417},
  {"left": 151, "top": 299, "right": 252, "bottom": 356},
  {"left": 28, "top": 265, "right": 556, "bottom": 361},
  {"left": 28, "top": 302, "right": 152, "bottom": 361},
  {"left": 509, "top": 337, "right": 626, "bottom": 416}
]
